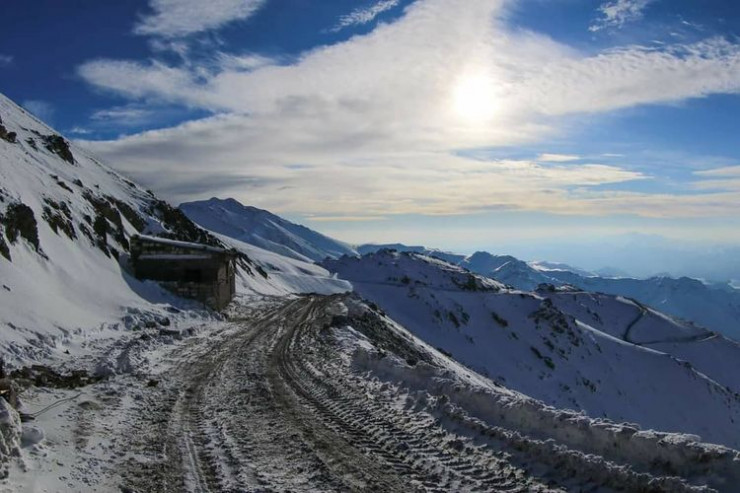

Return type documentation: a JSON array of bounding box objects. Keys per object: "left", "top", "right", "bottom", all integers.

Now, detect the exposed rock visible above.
[
  {"left": 108, "top": 196, "right": 146, "bottom": 232},
  {"left": 150, "top": 200, "right": 220, "bottom": 247},
  {"left": 0, "top": 398, "right": 21, "bottom": 478},
  {"left": 0, "top": 115, "right": 17, "bottom": 144},
  {"left": 84, "top": 192, "right": 129, "bottom": 254},
  {"left": 42, "top": 198, "right": 76, "bottom": 240},
  {"left": 9, "top": 365, "right": 103, "bottom": 390},
  {"left": 41, "top": 134, "right": 74, "bottom": 164},
  {"left": 0, "top": 231, "right": 9, "bottom": 261},
  {"left": 4, "top": 202, "right": 40, "bottom": 251}
]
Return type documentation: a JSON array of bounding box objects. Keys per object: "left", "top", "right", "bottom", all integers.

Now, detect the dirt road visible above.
[{"left": 113, "top": 295, "right": 717, "bottom": 492}]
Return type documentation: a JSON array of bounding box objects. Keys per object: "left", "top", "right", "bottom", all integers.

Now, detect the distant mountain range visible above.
[{"left": 356, "top": 244, "right": 740, "bottom": 341}]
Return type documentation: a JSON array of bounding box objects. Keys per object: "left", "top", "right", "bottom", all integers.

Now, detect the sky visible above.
[{"left": 2, "top": 0, "right": 740, "bottom": 274}]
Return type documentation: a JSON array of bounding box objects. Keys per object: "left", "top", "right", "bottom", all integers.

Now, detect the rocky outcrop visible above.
[{"left": 4, "top": 202, "right": 39, "bottom": 252}]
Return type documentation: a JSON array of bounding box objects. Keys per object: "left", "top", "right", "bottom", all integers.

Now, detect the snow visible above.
[
  {"left": 0, "top": 93, "right": 236, "bottom": 367},
  {"left": 332, "top": 297, "right": 740, "bottom": 491},
  {"left": 460, "top": 251, "right": 740, "bottom": 341},
  {"left": 133, "top": 234, "right": 229, "bottom": 253},
  {"left": 3, "top": 85, "right": 740, "bottom": 490},
  {"left": 324, "top": 250, "right": 740, "bottom": 450},
  {"left": 216, "top": 233, "right": 352, "bottom": 296},
  {"left": 181, "top": 197, "right": 358, "bottom": 262}
]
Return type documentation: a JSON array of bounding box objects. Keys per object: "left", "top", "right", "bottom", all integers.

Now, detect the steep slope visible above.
[
  {"left": 0, "top": 93, "right": 267, "bottom": 364},
  {"left": 545, "top": 272, "right": 740, "bottom": 340},
  {"left": 447, "top": 249, "right": 740, "bottom": 340},
  {"left": 214, "top": 232, "right": 352, "bottom": 296},
  {"left": 181, "top": 197, "right": 357, "bottom": 263},
  {"left": 323, "top": 251, "right": 740, "bottom": 450}
]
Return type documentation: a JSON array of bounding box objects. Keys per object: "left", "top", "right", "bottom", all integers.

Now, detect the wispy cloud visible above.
[
  {"left": 91, "top": 105, "right": 158, "bottom": 126},
  {"left": 331, "top": 0, "right": 401, "bottom": 32},
  {"left": 134, "top": 0, "right": 266, "bottom": 38},
  {"left": 68, "top": 126, "right": 92, "bottom": 135},
  {"left": 590, "top": 0, "right": 655, "bottom": 32},
  {"left": 537, "top": 153, "right": 580, "bottom": 162},
  {"left": 0, "top": 54, "right": 12, "bottom": 67},
  {"left": 22, "top": 100, "right": 55, "bottom": 123},
  {"left": 77, "top": 0, "right": 740, "bottom": 220},
  {"left": 694, "top": 166, "right": 740, "bottom": 178}
]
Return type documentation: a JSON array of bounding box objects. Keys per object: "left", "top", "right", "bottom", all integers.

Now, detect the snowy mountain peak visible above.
[
  {"left": 181, "top": 197, "right": 358, "bottom": 263},
  {"left": 324, "top": 249, "right": 506, "bottom": 293}
]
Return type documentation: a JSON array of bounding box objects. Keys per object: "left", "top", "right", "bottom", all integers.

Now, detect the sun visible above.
[{"left": 452, "top": 73, "right": 498, "bottom": 123}]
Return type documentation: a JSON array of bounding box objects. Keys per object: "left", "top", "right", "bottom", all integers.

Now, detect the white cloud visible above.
[
  {"left": 0, "top": 54, "right": 12, "bottom": 67},
  {"left": 22, "top": 100, "right": 55, "bottom": 123},
  {"left": 589, "top": 0, "right": 655, "bottom": 32},
  {"left": 331, "top": 0, "right": 401, "bottom": 32},
  {"left": 537, "top": 153, "right": 580, "bottom": 162},
  {"left": 68, "top": 126, "right": 92, "bottom": 135},
  {"left": 694, "top": 166, "right": 740, "bottom": 178},
  {"left": 76, "top": 0, "right": 740, "bottom": 219},
  {"left": 134, "top": 0, "right": 266, "bottom": 38},
  {"left": 91, "top": 105, "right": 158, "bottom": 126}
]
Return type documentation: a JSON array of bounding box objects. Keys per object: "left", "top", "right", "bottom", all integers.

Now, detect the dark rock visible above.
[
  {"left": 42, "top": 134, "right": 74, "bottom": 164},
  {"left": 42, "top": 198, "right": 76, "bottom": 240},
  {"left": 0, "top": 234, "right": 10, "bottom": 261},
  {"left": 4, "top": 202, "right": 40, "bottom": 251},
  {"left": 9, "top": 365, "right": 103, "bottom": 390},
  {"left": 0, "top": 116, "right": 17, "bottom": 143}
]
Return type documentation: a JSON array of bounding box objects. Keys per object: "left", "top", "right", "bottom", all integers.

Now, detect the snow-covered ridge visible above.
[
  {"left": 181, "top": 197, "right": 358, "bottom": 263},
  {"left": 365, "top": 245, "right": 740, "bottom": 341},
  {"left": 323, "top": 251, "right": 740, "bottom": 450},
  {"left": 0, "top": 93, "right": 262, "bottom": 365},
  {"left": 338, "top": 297, "right": 740, "bottom": 491}
]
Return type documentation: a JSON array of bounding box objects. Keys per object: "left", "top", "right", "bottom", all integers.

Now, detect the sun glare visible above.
[{"left": 452, "top": 73, "right": 498, "bottom": 123}]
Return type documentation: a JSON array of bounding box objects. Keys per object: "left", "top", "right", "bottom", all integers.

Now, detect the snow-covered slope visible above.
[
  {"left": 454, "top": 250, "right": 740, "bottom": 341},
  {"left": 357, "top": 243, "right": 466, "bottom": 265},
  {"left": 545, "top": 272, "right": 740, "bottom": 340},
  {"left": 181, "top": 197, "right": 357, "bottom": 262},
  {"left": 323, "top": 251, "right": 740, "bottom": 449},
  {"left": 214, "top": 232, "right": 352, "bottom": 296},
  {"left": 0, "top": 93, "right": 269, "bottom": 364}
]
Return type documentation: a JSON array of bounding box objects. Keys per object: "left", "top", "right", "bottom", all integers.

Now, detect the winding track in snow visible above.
[{"left": 117, "top": 295, "right": 712, "bottom": 492}]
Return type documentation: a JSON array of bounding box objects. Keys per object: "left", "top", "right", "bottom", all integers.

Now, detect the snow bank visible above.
[
  {"left": 337, "top": 302, "right": 740, "bottom": 491},
  {"left": 0, "top": 399, "right": 21, "bottom": 479}
]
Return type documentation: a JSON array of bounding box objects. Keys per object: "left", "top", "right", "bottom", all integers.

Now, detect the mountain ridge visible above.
[{"left": 181, "top": 197, "right": 358, "bottom": 263}]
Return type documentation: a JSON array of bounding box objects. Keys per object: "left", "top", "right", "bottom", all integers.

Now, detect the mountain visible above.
[
  {"left": 0, "top": 94, "right": 306, "bottom": 366},
  {"left": 357, "top": 243, "right": 465, "bottom": 265},
  {"left": 428, "top": 249, "right": 740, "bottom": 341},
  {"left": 181, "top": 197, "right": 358, "bottom": 263},
  {"left": 323, "top": 250, "right": 740, "bottom": 450}
]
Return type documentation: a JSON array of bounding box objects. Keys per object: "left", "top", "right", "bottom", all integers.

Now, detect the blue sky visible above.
[{"left": 2, "top": 0, "right": 740, "bottom": 271}]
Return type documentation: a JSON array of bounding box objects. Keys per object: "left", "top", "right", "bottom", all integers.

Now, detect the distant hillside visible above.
[
  {"left": 357, "top": 243, "right": 465, "bottom": 265},
  {"left": 323, "top": 250, "right": 740, "bottom": 449},
  {"left": 466, "top": 251, "right": 740, "bottom": 341},
  {"left": 181, "top": 198, "right": 358, "bottom": 263},
  {"left": 361, "top": 245, "right": 740, "bottom": 341}
]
